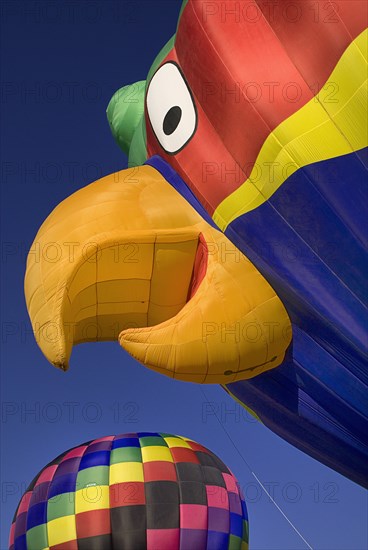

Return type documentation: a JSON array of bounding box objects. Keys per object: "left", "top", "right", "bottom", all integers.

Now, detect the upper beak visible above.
[{"left": 25, "top": 164, "right": 291, "bottom": 383}]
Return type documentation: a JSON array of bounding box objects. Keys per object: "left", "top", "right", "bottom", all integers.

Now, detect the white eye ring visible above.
[{"left": 146, "top": 61, "right": 197, "bottom": 154}]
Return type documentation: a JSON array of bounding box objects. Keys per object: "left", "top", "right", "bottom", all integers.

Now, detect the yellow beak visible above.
[{"left": 25, "top": 165, "right": 291, "bottom": 383}]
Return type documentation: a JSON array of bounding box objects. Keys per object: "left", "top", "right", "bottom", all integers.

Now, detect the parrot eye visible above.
[{"left": 146, "top": 61, "right": 197, "bottom": 154}]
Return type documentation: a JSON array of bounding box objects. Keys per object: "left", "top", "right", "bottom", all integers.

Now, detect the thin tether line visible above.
[{"left": 199, "top": 387, "right": 314, "bottom": 550}]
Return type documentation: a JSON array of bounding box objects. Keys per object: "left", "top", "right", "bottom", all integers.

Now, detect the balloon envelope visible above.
[
  {"left": 133, "top": 1, "right": 368, "bottom": 488},
  {"left": 9, "top": 433, "right": 249, "bottom": 550},
  {"left": 24, "top": 0, "right": 368, "bottom": 487}
]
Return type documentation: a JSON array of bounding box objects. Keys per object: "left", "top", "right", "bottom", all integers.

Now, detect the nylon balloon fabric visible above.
[
  {"left": 25, "top": 0, "right": 368, "bottom": 488},
  {"left": 9, "top": 433, "right": 249, "bottom": 550}
]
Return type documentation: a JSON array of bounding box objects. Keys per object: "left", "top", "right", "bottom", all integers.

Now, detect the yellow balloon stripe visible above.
[
  {"left": 222, "top": 386, "right": 262, "bottom": 423},
  {"left": 213, "top": 29, "right": 368, "bottom": 231}
]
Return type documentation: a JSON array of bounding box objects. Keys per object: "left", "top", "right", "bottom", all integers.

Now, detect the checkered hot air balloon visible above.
[{"left": 9, "top": 433, "right": 249, "bottom": 550}]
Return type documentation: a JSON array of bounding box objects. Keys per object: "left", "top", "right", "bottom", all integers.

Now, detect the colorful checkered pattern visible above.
[{"left": 9, "top": 433, "right": 249, "bottom": 549}]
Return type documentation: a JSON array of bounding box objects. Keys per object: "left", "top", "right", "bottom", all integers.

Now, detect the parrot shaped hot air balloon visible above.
[
  {"left": 9, "top": 432, "right": 249, "bottom": 549},
  {"left": 25, "top": 0, "right": 368, "bottom": 488}
]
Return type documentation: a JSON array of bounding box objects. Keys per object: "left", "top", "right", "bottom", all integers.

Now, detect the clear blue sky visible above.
[{"left": 1, "top": 1, "right": 367, "bottom": 549}]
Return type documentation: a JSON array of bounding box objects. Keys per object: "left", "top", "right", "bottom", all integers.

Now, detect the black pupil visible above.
[{"left": 163, "top": 106, "right": 182, "bottom": 136}]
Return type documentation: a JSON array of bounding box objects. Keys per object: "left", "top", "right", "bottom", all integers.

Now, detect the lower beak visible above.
[{"left": 25, "top": 164, "right": 291, "bottom": 383}]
